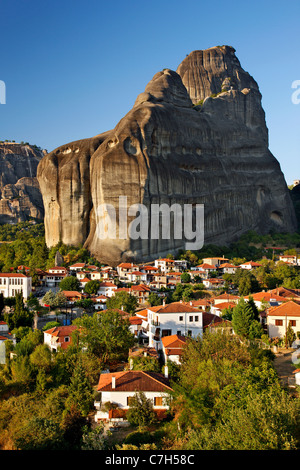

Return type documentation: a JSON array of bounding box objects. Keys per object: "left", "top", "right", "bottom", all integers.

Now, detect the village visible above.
[{"left": 1, "top": 247, "right": 300, "bottom": 438}]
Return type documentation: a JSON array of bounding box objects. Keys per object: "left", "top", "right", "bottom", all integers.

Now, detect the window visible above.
[
  {"left": 161, "top": 329, "right": 172, "bottom": 337},
  {"left": 275, "top": 319, "right": 283, "bottom": 326},
  {"left": 179, "top": 316, "right": 183, "bottom": 321},
  {"left": 195, "top": 316, "right": 199, "bottom": 322},
  {"left": 290, "top": 320, "right": 296, "bottom": 327},
  {"left": 154, "top": 396, "right": 163, "bottom": 406},
  {"left": 189, "top": 316, "right": 193, "bottom": 322},
  {"left": 177, "top": 331, "right": 181, "bottom": 336},
  {"left": 65, "top": 337, "right": 70, "bottom": 342}
]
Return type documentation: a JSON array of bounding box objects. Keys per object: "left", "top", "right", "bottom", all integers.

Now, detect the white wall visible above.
[{"left": 101, "top": 390, "right": 170, "bottom": 409}]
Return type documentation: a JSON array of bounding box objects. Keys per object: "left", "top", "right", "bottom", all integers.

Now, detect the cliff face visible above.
[
  {"left": 0, "top": 143, "right": 44, "bottom": 223},
  {"left": 37, "top": 46, "right": 297, "bottom": 265}
]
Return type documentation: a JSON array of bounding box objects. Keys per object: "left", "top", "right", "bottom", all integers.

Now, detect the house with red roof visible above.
[
  {"left": 267, "top": 301, "right": 300, "bottom": 340},
  {"left": 115, "top": 284, "right": 151, "bottom": 305},
  {"left": 43, "top": 325, "right": 78, "bottom": 352},
  {"left": 154, "top": 258, "right": 175, "bottom": 274},
  {"left": 117, "top": 263, "right": 139, "bottom": 279},
  {"left": 0, "top": 273, "right": 32, "bottom": 299},
  {"left": 98, "top": 281, "right": 118, "bottom": 298},
  {"left": 244, "top": 291, "right": 286, "bottom": 309},
  {"left": 239, "top": 261, "right": 262, "bottom": 270},
  {"left": 147, "top": 301, "right": 203, "bottom": 350},
  {"left": 94, "top": 370, "right": 173, "bottom": 423},
  {"left": 161, "top": 334, "right": 187, "bottom": 364}
]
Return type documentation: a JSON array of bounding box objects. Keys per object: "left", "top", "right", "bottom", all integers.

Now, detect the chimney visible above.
[
  {"left": 164, "top": 365, "right": 168, "bottom": 378},
  {"left": 112, "top": 376, "right": 116, "bottom": 389}
]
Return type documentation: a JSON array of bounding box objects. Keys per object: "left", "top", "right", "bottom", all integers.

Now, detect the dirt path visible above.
[{"left": 273, "top": 348, "right": 298, "bottom": 388}]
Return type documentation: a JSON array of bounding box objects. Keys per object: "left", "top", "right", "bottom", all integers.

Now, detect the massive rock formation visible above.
[
  {"left": 0, "top": 143, "right": 44, "bottom": 223},
  {"left": 37, "top": 46, "right": 297, "bottom": 265}
]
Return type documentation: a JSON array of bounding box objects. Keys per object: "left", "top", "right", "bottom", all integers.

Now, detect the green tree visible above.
[
  {"left": 73, "top": 310, "right": 135, "bottom": 365},
  {"left": 147, "top": 292, "right": 162, "bottom": 306},
  {"left": 181, "top": 272, "right": 191, "bottom": 283},
  {"left": 64, "top": 360, "right": 94, "bottom": 417},
  {"left": 84, "top": 280, "right": 100, "bottom": 295},
  {"left": 284, "top": 321, "right": 296, "bottom": 348},
  {"left": 106, "top": 291, "right": 138, "bottom": 314},
  {"left": 59, "top": 276, "right": 81, "bottom": 292},
  {"left": 231, "top": 298, "right": 255, "bottom": 338},
  {"left": 42, "top": 290, "right": 56, "bottom": 309},
  {"left": 4, "top": 293, "right": 33, "bottom": 330},
  {"left": 126, "top": 391, "right": 156, "bottom": 428}
]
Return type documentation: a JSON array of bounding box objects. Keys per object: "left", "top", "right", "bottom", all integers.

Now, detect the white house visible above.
[
  {"left": 147, "top": 302, "right": 203, "bottom": 350},
  {"left": 244, "top": 291, "right": 286, "bottom": 310},
  {"left": 0, "top": 273, "right": 32, "bottom": 299},
  {"left": 117, "top": 263, "right": 139, "bottom": 279},
  {"left": 94, "top": 370, "right": 173, "bottom": 423},
  {"left": 45, "top": 267, "right": 68, "bottom": 288},
  {"left": 267, "top": 301, "right": 300, "bottom": 340},
  {"left": 69, "top": 262, "right": 86, "bottom": 272},
  {"left": 279, "top": 255, "right": 298, "bottom": 265},
  {"left": 43, "top": 325, "right": 78, "bottom": 352},
  {"left": 154, "top": 258, "right": 175, "bottom": 273},
  {"left": 239, "top": 261, "right": 262, "bottom": 270},
  {"left": 217, "top": 263, "right": 239, "bottom": 275},
  {"left": 161, "top": 334, "right": 187, "bottom": 364},
  {"left": 97, "top": 282, "right": 118, "bottom": 298}
]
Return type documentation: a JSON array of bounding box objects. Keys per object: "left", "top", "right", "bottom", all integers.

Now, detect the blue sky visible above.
[{"left": 0, "top": 0, "right": 299, "bottom": 184}]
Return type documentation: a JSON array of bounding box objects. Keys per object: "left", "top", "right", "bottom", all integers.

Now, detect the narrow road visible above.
[{"left": 273, "top": 348, "right": 297, "bottom": 388}]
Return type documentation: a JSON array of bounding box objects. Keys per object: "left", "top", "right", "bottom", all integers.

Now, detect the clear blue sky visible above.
[{"left": 0, "top": 0, "right": 299, "bottom": 184}]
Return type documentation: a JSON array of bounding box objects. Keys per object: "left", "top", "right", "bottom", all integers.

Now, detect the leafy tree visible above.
[
  {"left": 81, "top": 423, "right": 107, "bottom": 450},
  {"left": 30, "top": 344, "right": 52, "bottom": 372},
  {"left": 130, "top": 355, "right": 161, "bottom": 372},
  {"left": 284, "top": 321, "right": 296, "bottom": 348},
  {"left": 42, "top": 321, "right": 61, "bottom": 331},
  {"left": 53, "top": 291, "right": 67, "bottom": 309},
  {"left": 13, "top": 417, "right": 63, "bottom": 450},
  {"left": 231, "top": 298, "right": 255, "bottom": 338},
  {"left": 61, "top": 404, "right": 87, "bottom": 449},
  {"left": 64, "top": 360, "right": 94, "bottom": 417},
  {"left": 4, "top": 293, "right": 33, "bottom": 330},
  {"left": 73, "top": 311, "right": 135, "bottom": 365},
  {"left": 127, "top": 391, "right": 157, "bottom": 428},
  {"left": 148, "top": 292, "right": 162, "bottom": 306},
  {"left": 59, "top": 276, "right": 80, "bottom": 292},
  {"left": 42, "top": 290, "right": 56, "bottom": 308},
  {"left": 181, "top": 272, "right": 191, "bottom": 283},
  {"left": 84, "top": 280, "right": 100, "bottom": 295},
  {"left": 106, "top": 291, "right": 138, "bottom": 314}
]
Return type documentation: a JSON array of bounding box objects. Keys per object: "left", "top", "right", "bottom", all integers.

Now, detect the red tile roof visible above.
[
  {"left": 97, "top": 371, "right": 173, "bottom": 392},
  {"left": 0, "top": 273, "right": 27, "bottom": 278},
  {"left": 202, "top": 313, "right": 229, "bottom": 328},
  {"left": 148, "top": 302, "right": 200, "bottom": 314},
  {"left": 267, "top": 301, "right": 300, "bottom": 317}
]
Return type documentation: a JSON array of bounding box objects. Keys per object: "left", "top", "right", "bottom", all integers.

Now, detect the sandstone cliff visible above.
[
  {"left": 0, "top": 143, "right": 44, "bottom": 223},
  {"left": 37, "top": 46, "right": 297, "bottom": 265}
]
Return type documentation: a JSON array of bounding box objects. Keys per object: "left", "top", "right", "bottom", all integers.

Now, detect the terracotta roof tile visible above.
[
  {"left": 97, "top": 371, "right": 173, "bottom": 392},
  {"left": 267, "top": 301, "right": 300, "bottom": 317}
]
